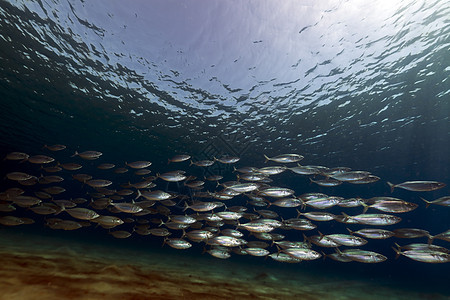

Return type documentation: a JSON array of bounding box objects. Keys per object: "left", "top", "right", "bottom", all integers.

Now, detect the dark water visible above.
[{"left": 0, "top": 0, "right": 449, "bottom": 298}]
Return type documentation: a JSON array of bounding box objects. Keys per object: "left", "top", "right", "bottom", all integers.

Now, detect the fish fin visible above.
[
  {"left": 263, "top": 154, "right": 270, "bottom": 163},
  {"left": 387, "top": 182, "right": 395, "bottom": 193},
  {"left": 420, "top": 197, "right": 431, "bottom": 208}
]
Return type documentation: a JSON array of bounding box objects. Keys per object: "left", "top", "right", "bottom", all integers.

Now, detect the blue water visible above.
[{"left": 0, "top": 0, "right": 449, "bottom": 298}]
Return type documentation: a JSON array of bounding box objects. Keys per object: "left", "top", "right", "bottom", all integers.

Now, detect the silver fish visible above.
[
  {"left": 5, "top": 152, "right": 29, "bottom": 161},
  {"left": 310, "top": 178, "right": 342, "bottom": 186},
  {"left": 283, "top": 248, "right": 321, "bottom": 260},
  {"left": 6, "top": 172, "right": 35, "bottom": 181},
  {"left": 263, "top": 154, "right": 304, "bottom": 163},
  {"left": 257, "top": 166, "right": 287, "bottom": 175},
  {"left": 215, "top": 155, "right": 240, "bottom": 164},
  {"left": 208, "top": 236, "right": 246, "bottom": 247},
  {"left": 340, "top": 249, "right": 387, "bottom": 263},
  {"left": 158, "top": 171, "right": 187, "bottom": 182},
  {"left": 43, "top": 144, "right": 66, "bottom": 151},
  {"left": 421, "top": 196, "right": 450, "bottom": 208},
  {"left": 168, "top": 154, "right": 191, "bottom": 163},
  {"left": 245, "top": 248, "right": 270, "bottom": 257},
  {"left": 28, "top": 155, "right": 55, "bottom": 164},
  {"left": 110, "top": 202, "right": 143, "bottom": 214},
  {"left": 228, "top": 183, "right": 260, "bottom": 193},
  {"left": 126, "top": 161, "right": 152, "bottom": 169},
  {"left": 269, "top": 253, "right": 302, "bottom": 263},
  {"left": 259, "top": 187, "right": 294, "bottom": 198},
  {"left": 393, "top": 228, "right": 430, "bottom": 239},
  {"left": 324, "top": 233, "right": 368, "bottom": 247},
  {"left": 387, "top": 181, "right": 446, "bottom": 192},
  {"left": 393, "top": 247, "right": 450, "bottom": 263},
  {"left": 363, "top": 199, "right": 418, "bottom": 213},
  {"left": 72, "top": 150, "right": 102, "bottom": 160},
  {"left": 330, "top": 171, "right": 371, "bottom": 181},
  {"left": 61, "top": 207, "right": 100, "bottom": 220},
  {"left": 347, "top": 228, "right": 394, "bottom": 240},
  {"left": 342, "top": 213, "right": 401, "bottom": 225},
  {"left": 86, "top": 179, "right": 113, "bottom": 188}
]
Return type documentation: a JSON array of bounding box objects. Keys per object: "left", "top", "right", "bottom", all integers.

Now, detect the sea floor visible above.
[{"left": 0, "top": 229, "right": 447, "bottom": 300}]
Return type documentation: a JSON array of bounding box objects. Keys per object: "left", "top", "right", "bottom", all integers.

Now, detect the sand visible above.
[{"left": 0, "top": 229, "right": 447, "bottom": 300}]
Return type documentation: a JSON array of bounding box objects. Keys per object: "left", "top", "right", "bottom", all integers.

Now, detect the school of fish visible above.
[{"left": 1, "top": 146, "right": 449, "bottom": 264}]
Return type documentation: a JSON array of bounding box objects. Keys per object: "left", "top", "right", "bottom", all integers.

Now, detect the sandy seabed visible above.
[{"left": 0, "top": 230, "right": 447, "bottom": 300}]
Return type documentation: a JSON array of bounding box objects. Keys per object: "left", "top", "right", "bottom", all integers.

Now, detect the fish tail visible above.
[
  {"left": 317, "top": 231, "right": 324, "bottom": 241},
  {"left": 263, "top": 154, "right": 270, "bottom": 163},
  {"left": 346, "top": 228, "right": 354, "bottom": 235},
  {"left": 295, "top": 208, "right": 302, "bottom": 218},
  {"left": 427, "top": 235, "right": 435, "bottom": 245},
  {"left": 135, "top": 189, "right": 142, "bottom": 200},
  {"left": 235, "top": 220, "right": 241, "bottom": 231},
  {"left": 341, "top": 212, "right": 350, "bottom": 222},
  {"left": 182, "top": 201, "right": 189, "bottom": 212},
  {"left": 420, "top": 197, "right": 431, "bottom": 208},
  {"left": 167, "top": 159, "right": 171, "bottom": 165},
  {"left": 300, "top": 200, "right": 306, "bottom": 211},
  {"left": 387, "top": 182, "right": 395, "bottom": 193},
  {"left": 54, "top": 203, "right": 65, "bottom": 215},
  {"left": 302, "top": 233, "right": 309, "bottom": 243},
  {"left": 361, "top": 202, "right": 369, "bottom": 214},
  {"left": 71, "top": 151, "right": 78, "bottom": 158},
  {"left": 321, "top": 251, "right": 327, "bottom": 261},
  {"left": 392, "top": 245, "right": 401, "bottom": 259},
  {"left": 275, "top": 244, "right": 281, "bottom": 255}
]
